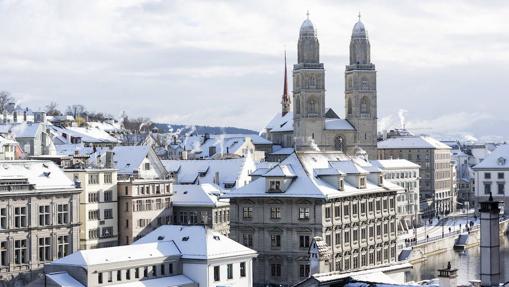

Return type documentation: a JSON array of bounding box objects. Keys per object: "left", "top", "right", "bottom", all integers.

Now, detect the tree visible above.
[
  {"left": 66, "top": 104, "right": 86, "bottom": 119},
  {"left": 0, "top": 91, "right": 14, "bottom": 114},
  {"left": 45, "top": 102, "right": 62, "bottom": 116}
]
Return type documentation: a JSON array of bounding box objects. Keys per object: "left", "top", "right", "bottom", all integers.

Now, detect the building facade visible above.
[
  {"left": 225, "top": 151, "right": 398, "bottom": 286},
  {"left": 64, "top": 168, "right": 118, "bottom": 249},
  {"left": 117, "top": 178, "right": 173, "bottom": 245},
  {"left": 0, "top": 161, "right": 80, "bottom": 285},
  {"left": 473, "top": 144, "right": 509, "bottom": 215},
  {"left": 172, "top": 184, "right": 230, "bottom": 236},
  {"left": 378, "top": 136, "right": 456, "bottom": 218},
  {"left": 372, "top": 159, "right": 421, "bottom": 230}
]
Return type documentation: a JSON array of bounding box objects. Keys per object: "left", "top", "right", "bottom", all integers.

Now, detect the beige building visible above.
[
  {"left": 225, "top": 151, "right": 398, "bottom": 286},
  {"left": 117, "top": 178, "right": 173, "bottom": 245},
  {"left": 0, "top": 136, "right": 17, "bottom": 160},
  {"left": 0, "top": 160, "right": 80, "bottom": 285},
  {"left": 172, "top": 184, "right": 230, "bottom": 236},
  {"left": 64, "top": 167, "right": 118, "bottom": 249},
  {"left": 378, "top": 136, "right": 456, "bottom": 218}
]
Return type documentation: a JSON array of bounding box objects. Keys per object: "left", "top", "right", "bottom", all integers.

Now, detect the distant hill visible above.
[{"left": 153, "top": 123, "right": 257, "bottom": 135}]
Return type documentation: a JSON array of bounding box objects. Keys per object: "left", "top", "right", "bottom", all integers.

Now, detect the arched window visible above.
[
  {"left": 335, "top": 136, "right": 344, "bottom": 151},
  {"left": 347, "top": 98, "right": 353, "bottom": 115},
  {"left": 308, "top": 99, "right": 317, "bottom": 114},
  {"left": 361, "top": 77, "right": 369, "bottom": 90},
  {"left": 295, "top": 97, "right": 300, "bottom": 114},
  {"left": 360, "top": 97, "right": 370, "bottom": 114}
]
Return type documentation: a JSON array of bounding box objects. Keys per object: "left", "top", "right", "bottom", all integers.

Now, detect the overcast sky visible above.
[{"left": 1, "top": 0, "right": 508, "bottom": 141}]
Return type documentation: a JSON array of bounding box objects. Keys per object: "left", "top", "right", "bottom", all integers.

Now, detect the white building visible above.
[
  {"left": 0, "top": 135, "right": 17, "bottom": 160},
  {"left": 64, "top": 166, "right": 119, "bottom": 249},
  {"left": 473, "top": 144, "right": 509, "bottom": 214},
  {"left": 44, "top": 225, "right": 257, "bottom": 287},
  {"left": 371, "top": 159, "right": 421, "bottom": 230}
]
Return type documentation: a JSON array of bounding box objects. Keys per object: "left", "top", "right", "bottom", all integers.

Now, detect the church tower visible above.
[
  {"left": 282, "top": 52, "right": 291, "bottom": 116},
  {"left": 293, "top": 13, "right": 326, "bottom": 150},
  {"left": 345, "top": 15, "right": 378, "bottom": 158}
]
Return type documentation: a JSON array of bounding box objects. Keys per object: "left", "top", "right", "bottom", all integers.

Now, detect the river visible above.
[{"left": 405, "top": 234, "right": 509, "bottom": 285}]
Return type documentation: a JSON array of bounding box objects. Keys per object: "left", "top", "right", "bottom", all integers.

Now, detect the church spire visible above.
[{"left": 281, "top": 50, "right": 291, "bottom": 116}]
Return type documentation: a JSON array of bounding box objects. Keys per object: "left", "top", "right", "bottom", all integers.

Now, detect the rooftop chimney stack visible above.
[{"left": 479, "top": 194, "right": 501, "bottom": 287}]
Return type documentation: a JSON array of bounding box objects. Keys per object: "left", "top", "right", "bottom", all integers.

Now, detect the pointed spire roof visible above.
[
  {"left": 283, "top": 51, "right": 288, "bottom": 99},
  {"left": 281, "top": 51, "right": 291, "bottom": 116}
]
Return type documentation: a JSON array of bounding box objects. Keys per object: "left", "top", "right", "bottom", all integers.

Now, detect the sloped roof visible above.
[
  {"left": 49, "top": 125, "right": 119, "bottom": 144},
  {"left": 162, "top": 157, "right": 255, "bottom": 189},
  {"left": 378, "top": 136, "right": 451, "bottom": 149},
  {"left": 107, "top": 275, "right": 195, "bottom": 287},
  {"left": 264, "top": 164, "right": 296, "bottom": 177},
  {"left": 225, "top": 152, "right": 395, "bottom": 200},
  {"left": 0, "top": 160, "right": 76, "bottom": 190},
  {"left": 52, "top": 242, "right": 180, "bottom": 267},
  {"left": 325, "top": 118, "right": 355, "bottom": 130},
  {"left": 266, "top": 112, "right": 293, "bottom": 132},
  {"left": 0, "top": 123, "right": 42, "bottom": 138},
  {"left": 172, "top": 184, "right": 228, "bottom": 207},
  {"left": 473, "top": 144, "right": 509, "bottom": 169},
  {"left": 134, "top": 225, "right": 257, "bottom": 260},
  {"left": 371, "top": 159, "right": 420, "bottom": 170}
]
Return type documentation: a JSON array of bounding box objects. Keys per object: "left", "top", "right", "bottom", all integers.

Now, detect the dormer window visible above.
[
  {"left": 379, "top": 175, "right": 383, "bottom": 185},
  {"left": 269, "top": 180, "right": 281, "bottom": 192},
  {"left": 359, "top": 177, "right": 366, "bottom": 189},
  {"left": 339, "top": 178, "right": 344, "bottom": 191}
]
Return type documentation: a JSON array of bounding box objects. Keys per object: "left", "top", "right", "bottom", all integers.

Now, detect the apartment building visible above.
[
  {"left": 64, "top": 167, "right": 118, "bottom": 249},
  {"left": 225, "top": 151, "right": 398, "bottom": 287},
  {"left": 117, "top": 178, "right": 173, "bottom": 245},
  {"left": 172, "top": 184, "right": 230, "bottom": 235},
  {"left": 378, "top": 136, "right": 456, "bottom": 218},
  {"left": 0, "top": 161, "right": 80, "bottom": 285}
]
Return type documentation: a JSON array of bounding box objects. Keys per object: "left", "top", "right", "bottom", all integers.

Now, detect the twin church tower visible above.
[{"left": 267, "top": 13, "right": 378, "bottom": 159}]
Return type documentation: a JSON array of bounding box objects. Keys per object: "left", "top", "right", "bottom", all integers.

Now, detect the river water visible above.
[{"left": 405, "top": 235, "right": 509, "bottom": 285}]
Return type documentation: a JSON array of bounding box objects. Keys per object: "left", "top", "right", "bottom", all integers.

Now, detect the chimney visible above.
[
  {"left": 105, "top": 151, "right": 114, "bottom": 168},
  {"left": 479, "top": 194, "right": 501, "bottom": 287},
  {"left": 214, "top": 172, "right": 219, "bottom": 185},
  {"left": 437, "top": 262, "right": 458, "bottom": 287},
  {"left": 182, "top": 150, "right": 188, "bottom": 160}
]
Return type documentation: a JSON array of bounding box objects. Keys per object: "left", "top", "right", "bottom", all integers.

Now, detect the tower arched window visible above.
[
  {"left": 360, "top": 97, "right": 370, "bottom": 114},
  {"left": 308, "top": 99, "right": 317, "bottom": 114},
  {"left": 295, "top": 97, "right": 301, "bottom": 114},
  {"left": 348, "top": 98, "right": 353, "bottom": 115},
  {"left": 335, "top": 136, "right": 344, "bottom": 151},
  {"left": 361, "top": 77, "right": 369, "bottom": 90}
]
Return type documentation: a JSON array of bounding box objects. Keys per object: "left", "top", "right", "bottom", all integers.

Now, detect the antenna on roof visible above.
[
  {"left": 358, "top": 11, "right": 361, "bottom": 21},
  {"left": 306, "top": 10, "right": 310, "bottom": 19}
]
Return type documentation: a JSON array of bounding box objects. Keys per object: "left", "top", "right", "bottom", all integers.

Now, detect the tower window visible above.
[
  {"left": 348, "top": 98, "right": 352, "bottom": 115},
  {"left": 360, "top": 97, "right": 370, "bottom": 114},
  {"left": 335, "top": 136, "right": 344, "bottom": 151}
]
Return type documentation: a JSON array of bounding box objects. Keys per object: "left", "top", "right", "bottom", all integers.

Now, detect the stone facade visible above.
[{"left": 0, "top": 161, "right": 80, "bottom": 285}]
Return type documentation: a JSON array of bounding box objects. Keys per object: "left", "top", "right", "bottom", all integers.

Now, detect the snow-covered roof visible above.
[
  {"left": 325, "top": 118, "right": 355, "bottom": 130},
  {"left": 49, "top": 125, "right": 119, "bottom": 145},
  {"left": 134, "top": 225, "right": 257, "bottom": 260},
  {"left": 0, "top": 122, "right": 42, "bottom": 138},
  {"left": 0, "top": 160, "right": 76, "bottom": 190},
  {"left": 473, "top": 144, "right": 509, "bottom": 169},
  {"left": 300, "top": 18, "right": 315, "bottom": 34},
  {"left": 107, "top": 275, "right": 195, "bottom": 287},
  {"left": 87, "top": 121, "right": 123, "bottom": 133},
  {"left": 271, "top": 147, "right": 295, "bottom": 155},
  {"left": 264, "top": 164, "right": 296, "bottom": 177},
  {"left": 352, "top": 20, "right": 367, "bottom": 38},
  {"left": 89, "top": 146, "right": 166, "bottom": 177},
  {"left": 46, "top": 272, "right": 85, "bottom": 287},
  {"left": 172, "top": 184, "right": 229, "bottom": 207},
  {"left": 162, "top": 157, "right": 255, "bottom": 189},
  {"left": 266, "top": 112, "right": 293, "bottom": 132},
  {"left": 371, "top": 159, "right": 420, "bottom": 170},
  {"left": 225, "top": 152, "right": 396, "bottom": 200},
  {"left": 378, "top": 136, "right": 451, "bottom": 149},
  {"left": 0, "top": 135, "right": 17, "bottom": 145},
  {"left": 52, "top": 242, "right": 180, "bottom": 267}
]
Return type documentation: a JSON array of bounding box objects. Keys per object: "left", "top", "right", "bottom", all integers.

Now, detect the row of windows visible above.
[
  {"left": 128, "top": 184, "right": 171, "bottom": 196},
  {"left": 0, "top": 204, "right": 70, "bottom": 230},
  {"left": 0, "top": 235, "right": 70, "bottom": 266},
  {"left": 89, "top": 227, "right": 114, "bottom": 239},
  {"left": 98, "top": 263, "right": 174, "bottom": 284},
  {"left": 213, "top": 262, "right": 247, "bottom": 281},
  {"left": 384, "top": 171, "right": 417, "bottom": 180},
  {"left": 214, "top": 210, "right": 229, "bottom": 224},
  {"left": 484, "top": 172, "right": 505, "bottom": 180},
  {"left": 88, "top": 190, "right": 114, "bottom": 203},
  {"left": 334, "top": 245, "right": 396, "bottom": 271},
  {"left": 131, "top": 198, "right": 170, "bottom": 212},
  {"left": 88, "top": 209, "right": 113, "bottom": 220},
  {"left": 87, "top": 173, "right": 113, "bottom": 185},
  {"left": 270, "top": 263, "right": 309, "bottom": 278},
  {"left": 484, "top": 182, "right": 505, "bottom": 195}
]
